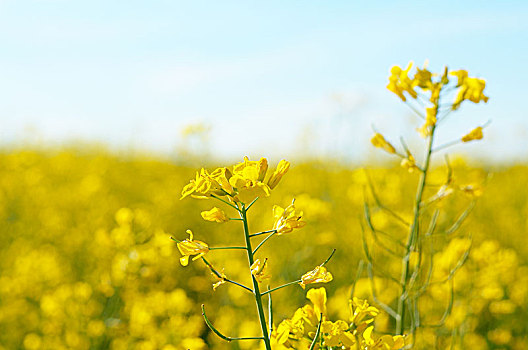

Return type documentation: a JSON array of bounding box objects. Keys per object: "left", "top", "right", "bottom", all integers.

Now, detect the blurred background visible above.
[
  {"left": 1, "top": 1, "right": 528, "bottom": 350},
  {"left": 1, "top": 0, "right": 527, "bottom": 163}
]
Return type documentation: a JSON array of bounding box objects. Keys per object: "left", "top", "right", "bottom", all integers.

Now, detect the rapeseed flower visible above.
[
  {"left": 387, "top": 62, "right": 417, "bottom": 101},
  {"left": 267, "top": 159, "right": 290, "bottom": 190},
  {"left": 350, "top": 297, "right": 379, "bottom": 332},
  {"left": 230, "top": 157, "right": 271, "bottom": 203},
  {"left": 363, "top": 326, "right": 405, "bottom": 349},
  {"left": 462, "top": 126, "right": 483, "bottom": 142},
  {"left": 371, "top": 133, "right": 396, "bottom": 154},
  {"left": 250, "top": 258, "right": 271, "bottom": 283},
  {"left": 300, "top": 266, "right": 333, "bottom": 289},
  {"left": 401, "top": 150, "right": 418, "bottom": 173},
  {"left": 306, "top": 287, "right": 327, "bottom": 318},
  {"left": 321, "top": 320, "right": 356, "bottom": 347},
  {"left": 200, "top": 207, "right": 229, "bottom": 223},
  {"left": 176, "top": 230, "right": 209, "bottom": 266},
  {"left": 272, "top": 200, "right": 305, "bottom": 235},
  {"left": 417, "top": 107, "right": 437, "bottom": 138}
]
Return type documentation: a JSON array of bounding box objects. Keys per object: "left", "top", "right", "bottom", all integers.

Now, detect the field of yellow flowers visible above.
[{"left": 0, "top": 148, "right": 527, "bottom": 349}]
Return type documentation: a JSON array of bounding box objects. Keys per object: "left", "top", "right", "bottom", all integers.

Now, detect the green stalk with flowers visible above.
[
  {"left": 366, "top": 61, "right": 489, "bottom": 346},
  {"left": 174, "top": 157, "right": 334, "bottom": 349}
]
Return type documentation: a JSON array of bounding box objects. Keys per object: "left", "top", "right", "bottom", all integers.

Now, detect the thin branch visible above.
[
  {"left": 321, "top": 248, "right": 337, "bottom": 266},
  {"left": 202, "top": 304, "right": 264, "bottom": 341},
  {"left": 201, "top": 257, "right": 254, "bottom": 293},
  {"left": 261, "top": 249, "right": 337, "bottom": 296},
  {"left": 443, "top": 201, "right": 476, "bottom": 236},
  {"left": 367, "top": 263, "right": 400, "bottom": 320},
  {"left": 309, "top": 314, "right": 324, "bottom": 350},
  {"left": 349, "top": 260, "right": 365, "bottom": 299},
  {"left": 404, "top": 100, "right": 425, "bottom": 120},
  {"left": 260, "top": 280, "right": 302, "bottom": 296},
  {"left": 249, "top": 230, "right": 277, "bottom": 238},
  {"left": 364, "top": 203, "right": 404, "bottom": 256},
  {"left": 432, "top": 139, "right": 461, "bottom": 153},
  {"left": 252, "top": 231, "right": 277, "bottom": 255},
  {"left": 267, "top": 285, "right": 273, "bottom": 339},
  {"left": 246, "top": 196, "right": 260, "bottom": 211},
  {"left": 365, "top": 171, "right": 410, "bottom": 228},
  {"left": 209, "top": 246, "right": 247, "bottom": 251},
  {"left": 421, "top": 280, "right": 455, "bottom": 328},
  {"left": 211, "top": 194, "right": 240, "bottom": 212}
]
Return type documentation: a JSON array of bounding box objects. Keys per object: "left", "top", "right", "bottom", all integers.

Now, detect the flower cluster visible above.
[
  {"left": 273, "top": 287, "right": 404, "bottom": 349},
  {"left": 180, "top": 157, "right": 289, "bottom": 203}
]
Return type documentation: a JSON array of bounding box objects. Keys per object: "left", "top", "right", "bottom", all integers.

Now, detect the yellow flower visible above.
[
  {"left": 202, "top": 258, "right": 227, "bottom": 291},
  {"left": 272, "top": 200, "right": 306, "bottom": 235},
  {"left": 176, "top": 230, "right": 209, "bottom": 266},
  {"left": 451, "top": 70, "right": 489, "bottom": 110},
  {"left": 417, "top": 107, "right": 437, "bottom": 138},
  {"left": 362, "top": 326, "right": 405, "bottom": 349},
  {"left": 230, "top": 157, "right": 271, "bottom": 203},
  {"left": 321, "top": 320, "right": 356, "bottom": 348},
  {"left": 387, "top": 62, "right": 418, "bottom": 101},
  {"left": 180, "top": 168, "right": 212, "bottom": 200},
  {"left": 400, "top": 151, "right": 418, "bottom": 173},
  {"left": 267, "top": 159, "right": 290, "bottom": 190},
  {"left": 250, "top": 258, "right": 271, "bottom": 283},
  {"left": 209, "top": 167, "right": 235, "bottom": 196},
  {"left": 413, "top": 65, "right": 432, "bottom": 89},
  {"left": 350, "top": 297, "right": 379, "bottom": 332},
  {"left": 461, "top": 126, "right": 483, "bottom": 142},
  {"left": 306, "top": 287, "right": 327, "bottom": 318},
  {"left": 300, "top": 266, "right": 333, "bottom": 289},
  {"left": 200, "top": 207, "right": 229, "bottom": 223},
  {"left": 371, "top": 133, "right": 396, "bottom": 154}
]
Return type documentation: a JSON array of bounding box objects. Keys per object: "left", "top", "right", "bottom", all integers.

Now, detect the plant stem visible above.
[
  {"left": 260, "top": 280, "right": 302, "bottom": 296},
  {"left": 396, "top": 123, "right": 437, "bottom": 336},
  {"left": 240, "top": 205, "right": 272, "bottom": 350}
]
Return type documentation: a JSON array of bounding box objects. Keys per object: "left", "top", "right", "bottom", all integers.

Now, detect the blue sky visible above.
[{"left": 1, "top": 0, "right": 527, "bottom": 163}]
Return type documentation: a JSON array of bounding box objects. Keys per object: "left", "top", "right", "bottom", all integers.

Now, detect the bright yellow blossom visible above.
[
  {"left": 450, "top": 70, "right": 489, "bottom": 110},
  {"left": 272, "top": 200, "right": 306, "bottom": 235},
  {"left": 387, "top": 62, "right": 417, "bottom": 101},
  {"left": 417, "top": 107, "right": 437, "bottom": 138},
  {"left": 250, "top": 258, "right": 271, "bottom": 283},
  {"left": 300, "top": 266, "right": 333, "bottom": 289},
  {"left": 321, "top": 320, "right": 356, "bottom": 347},
  {"left": 176, "top": 230, "right": 209, "bottom": 266},
  {"left": 202, "top": 258, "right": 227, "bottom": 291},
  {"left": 200, "top": 207, "right": 229, "bottom": 223},
  {"left": 267, "top": 159, "right": 290, "bottom": 190},
  {"left": 371, "top": 133, "right": 396, "bottom": 154},
  {"left": 462, "top": 126, "right": 484, "bottom": 142},
  {"left": 230, "top": 157, "right": 271, "bottom": 203},
  {"left": 180, "top": 168, "right": 212, "bottom": 200},
  {"left": 306, "top": 287, "right": 327, "bottom": 318},
  {"left": 350, "top": 297, "right": 379, "bottom": 332},
  {"left": 363, "top": 326, "right": 405, "bottom": 349},
  {"left": 400, "top": 150, "right": 418, "bottom": 173}
]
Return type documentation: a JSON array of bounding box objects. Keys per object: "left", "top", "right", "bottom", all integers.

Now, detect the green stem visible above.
[
  {"left": 249, "top": 229, "right": 277, "bottom": 238},
  {"left": 202, "top": 305, "right": 264, "bottom": 341},
  {"left": 240, "top": 206, "right": 272, "bottom": 350},
  {"left": 396, "top": 122, "right": 437, "bottom": 336},
  {"left": 209, "top": 246, "right": 247, "bottom": 250},
  {"left": 211, "top": 194, "right": 240, "bottom": 212},
  {"left": 252, "top": 231, "right": 277, "bottom": 255},
  {"left": 260, "top": 280, "right": 302, "bottom": 296}
]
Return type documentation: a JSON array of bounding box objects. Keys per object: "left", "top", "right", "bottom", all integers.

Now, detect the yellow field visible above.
[{"left": 0, "top": 149, "right": 526, "bottom": 349}]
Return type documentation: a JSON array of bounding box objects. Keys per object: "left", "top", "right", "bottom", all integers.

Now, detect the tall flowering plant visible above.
[
  {"left": 175, "top": 157, "right": 333, "bottom": 349},
  {"left": 365, "top": 61, "right": 489, "bottom": 347}
]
